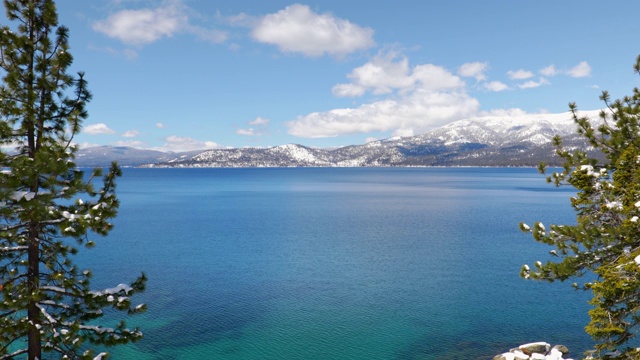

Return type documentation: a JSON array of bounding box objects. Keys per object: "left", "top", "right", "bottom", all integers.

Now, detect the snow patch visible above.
[
  {"left": 92, "top": 283, "right": 133, "bottom": 296},
  {"left": 11, "top": 191, "right": 35, "bottom": 201},
  {"left": 605, "top": 201, "right": 623, "bottom": 210}
]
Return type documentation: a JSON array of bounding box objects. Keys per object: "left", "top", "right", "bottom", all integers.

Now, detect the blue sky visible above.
[{"left": 41, "top": 0, "right": 640, "bottom": 151}]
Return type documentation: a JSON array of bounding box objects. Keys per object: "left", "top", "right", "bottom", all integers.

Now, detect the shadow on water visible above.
[
  {"left": 393, "top": 325, "right": 509, "bottom": 360},
  {"left": 137, "top": 303, "right": 257, "bottom": 351},
  {"left": 395, "top": 320, "right": 594, "bottom": 360},
  {"left": 121, "top": 281, "right": 275, "bottom": 358}
]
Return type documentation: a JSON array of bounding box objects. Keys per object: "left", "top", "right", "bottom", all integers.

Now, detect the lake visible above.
[{"left": 76, "top": 167, "right": 594, "bottom": 359}]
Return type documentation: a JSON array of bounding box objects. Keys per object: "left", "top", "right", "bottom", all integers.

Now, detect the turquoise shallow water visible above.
[{"left": 75, "top": 167, "right": 593, "bottom": 359}]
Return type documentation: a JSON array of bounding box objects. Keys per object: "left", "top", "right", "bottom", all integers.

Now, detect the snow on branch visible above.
[
  {"left": 90, "top": 283, "right": 132, "bottom": 297},
  {"left": 38, "top": 300, "right": 71, "bottom": 310},
  {"left": 0, "top": 246, "right": 27, "bottom": 252},
  {"left": 40, "top": 285, "right": 78, "bottom": 297},
  {"left": 0, "top": 348, "right": 27, "bottom": 359},
  {"left": 10, "top": 191, "right": 35, "bottom": 201},
  {"left": 36, "top": 303, "right": 58, "bottom": 324}
]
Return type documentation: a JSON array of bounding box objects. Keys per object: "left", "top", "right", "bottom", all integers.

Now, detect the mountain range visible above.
[{"left": 76, "top": 111, "right": 602, "bottom": 168}]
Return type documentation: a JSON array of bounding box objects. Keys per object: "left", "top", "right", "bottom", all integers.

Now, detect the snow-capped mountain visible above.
[
  {"left": 74, "top": 146, "right": 200, "bottom": 167},
  {"left": 141, "top": 111, "right": 602, "bottom": 168}
]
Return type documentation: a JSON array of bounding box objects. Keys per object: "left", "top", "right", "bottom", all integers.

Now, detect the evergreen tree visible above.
[
  {"left": 521, "top": 56, "right": 640, "bottom": 359},
  {"left": 0, "top": 1, "right": 146, "bottom": 359}
]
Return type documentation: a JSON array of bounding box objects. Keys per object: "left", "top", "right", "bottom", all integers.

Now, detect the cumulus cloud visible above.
[
  {"left": 483, "top": 81, "right": 509, "bottom": 92},
  {"left": 500, "top": 61, "right": 590, "bottom": 90},
  {"left": 289, "top": 88, "right": 478, "bottom": 139},
  {"left": 251, "top": 4, "right": 375, "bottom": 57},
  {"left": 458, "top": 62, "right": 488, "bottom": 81},
  {"left": 93, "top": 1, "right": 227, "bottom": 47},
  {"left": 122, "top": 130, "right": 140, "bottom": 138},
  {"left": 158, "top": 135, "right": 221, "bottom": 152},
  {"left": 236, "top": 128, "right": 257, "bottom": 136},
  {"left": 225, "top": 13, "right": 257, "bottom": 27},
  {"left": 249, "top": 117, "right": 270, "bottom": 126},
  {"left": 507, "top": 69, "right": 535, "bottom": 80},
  {"left": 535, "top": 62, "right": 590, "bottom": 78},
  {"left": 93, "top": 3, "right": 186, "bottom": 45},
  {"left": 84, "top": 123, "right": 116, "bottom": 135},
  {"left": 290, "top": 52, "right": 481, "bottom": 138},
  {"left": 517, "top": 78, "right": 550, "bottom": 89},
  {"left": 76, "top": 142, "right": 102, "bottom": 149},
  {"left": 237, "top": 117, "right": 270, "bottom": 136},
  {"left": 332, "top": 51, "right": 465, "bottom": 98},
  {"left": 540, "top": 64, "right": 558, "bottom": 77},
  {"left": 567, "top": 61, "right": 591, "bottom": 78},
  {"left": 156, "top": 122, "right": 165, "bottom": 128},
  {"left": 113, "top": 140, "right": 146, "bottom": 148}
]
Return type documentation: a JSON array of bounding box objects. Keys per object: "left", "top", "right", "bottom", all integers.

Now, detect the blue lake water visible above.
[{"left": 76, "top": 167, "right": 594, "bottom": 359}]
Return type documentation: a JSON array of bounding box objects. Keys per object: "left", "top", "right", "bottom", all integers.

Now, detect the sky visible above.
[{"left": 20, "top": 0, "right": 640, "bottom": 152}]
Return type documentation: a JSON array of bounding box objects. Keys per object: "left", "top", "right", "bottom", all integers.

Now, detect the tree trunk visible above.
[
  {"left": 26, "top": 2, "right": 41, "bottom": 357},
  {"left": 27, "top": 223, "right": 41, "bottom": 360}
]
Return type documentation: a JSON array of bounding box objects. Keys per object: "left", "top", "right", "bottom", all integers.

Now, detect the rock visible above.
[
  {"left": 519, "top": 342, "right": 551, "bottom": 355},
  {"left": 493, "top": 342, "right": 570, "bottom": 360},
  {"left": 512, "top": 350, "right": 529, "bottom": 360},
  {"left": 546, "top": 348, "right": 564, "bottom": 360},
  {"left": 493, "top": 353, "right": 515, "bottom": 360},
  {"left": 552, "top": 345, "right": 569, "bottom": 355}
]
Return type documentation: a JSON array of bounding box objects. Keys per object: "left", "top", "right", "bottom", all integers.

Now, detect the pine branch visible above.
[{"left": 0, "top": 348, "right": 27, "bottom": 359}]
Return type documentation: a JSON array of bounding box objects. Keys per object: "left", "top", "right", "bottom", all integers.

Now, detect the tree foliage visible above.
[
  {"left": 0, "top": 1, "right": 146, "bottom": 359},
  {"left": 521, "top": 55, "right": 640, "bottom": 359}
]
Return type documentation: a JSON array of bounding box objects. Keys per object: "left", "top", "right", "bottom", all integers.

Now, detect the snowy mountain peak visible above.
[{"left": 80, "top": 110, "right": 603, "bottom": 168}]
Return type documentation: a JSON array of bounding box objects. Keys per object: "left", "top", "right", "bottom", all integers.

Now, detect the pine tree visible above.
[
  {"left": 0, "top": 1, "right": 146, "bottom": 359},
  {"left": 520, "top": 56, "right": 640, "bottom": 359}
]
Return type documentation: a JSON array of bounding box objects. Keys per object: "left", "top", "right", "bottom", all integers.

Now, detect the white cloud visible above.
[
  {"left": 156, "top": 122, "right": 165, "bottom": 128},
  {"left": 538, "top": 62, "right": 590, "bottom": 78},
  {"left": 113, "top": 140, "right": 146, "bottom": 148},
  {"left": 122, "top": 130, "right": 140, "bottom": 138},
  {"left": 567, "top": 61, "right": 591, "bottom": 78},
  {"left": 483, "top": 81, "right": 509, "bottom": 92},
  {"left": 458, "top": 62, "right": 488, "bottom": 81},
  {"left": 158, "top": 135, "right": 221, "bottom": 152},
  {"left": 238, "top": 117, "right": 269, "bottom": 136},
  {"left": 225, "top": 13, "right": 257, "bottom": 27},
  {"left": 249, "top": 117, "right": 270, "bottom": 126},
  {"left": 517, "top": 78, "right": 550, "bottom": 89},
  {"left": 332, "top": 51, "right": 465, "bottom": 98},
  {"left": 76, "top": 142, "right": 101, "bottom": 149},
  {"left": 236, "top": 128, "right": 257, "bottom": 136},
  {"left": 93, "top": 1, "right": 227, "bottom": 46},
  {"left": 507, "top": 69, "right": 535, "bottom": 80},
  {"left": 84, "top": 123, "right": 116, "bottom": 135},
  {"left": 540, "top": 65, "right": 558, "bottom": 77},
  {"left": 93, "top": 3, "right": 186, "bottom": 45},
  {"left": 332, "top": 83, "right": 367, "bottom": 98},
  {"left": 288, "top": 89, "right": 479, "bottom": 138},
  {"left": 251, "top": 4, "right": 374, "bottom": 57},
  {"left": 291, "top": 53, "right": 479, "bottom": 138}
]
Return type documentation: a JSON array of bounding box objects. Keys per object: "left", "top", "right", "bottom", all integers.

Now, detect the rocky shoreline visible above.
[
  {"left": 493, "top": 342, "right": 633, "bottom": 360},
  {"left": 493, "top": 342, "right": 571, "bottom": 360}
]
